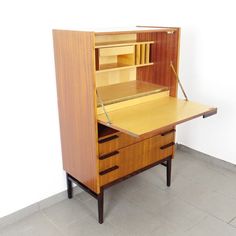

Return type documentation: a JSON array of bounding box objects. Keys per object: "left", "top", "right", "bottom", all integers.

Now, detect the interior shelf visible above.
[
  {"left": 96, "top": 62, "right": 154, "bottom": 73},
  {"left": 95, "top": 40, "right": 154, "bottom": 49},
  {"left": 97, "top": 80, "right": 168, "bottom": 106}
]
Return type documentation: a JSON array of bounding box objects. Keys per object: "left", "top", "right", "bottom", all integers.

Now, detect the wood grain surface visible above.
[
  {"left": 97, "top": 96, "right": 217, "bottom": 137},
  {"left": 53, "top": 30, "right": 99, "bottom": 193},
  {"left": 137, "top": 29, "right": 180, "bottom": 97}
]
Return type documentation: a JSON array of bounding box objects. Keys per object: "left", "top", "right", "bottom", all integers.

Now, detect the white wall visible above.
[{"left": 0, "top": 0, "right": 235, "bottom": 218}]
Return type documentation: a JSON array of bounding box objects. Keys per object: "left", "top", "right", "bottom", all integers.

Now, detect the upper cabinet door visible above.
[{"left": 97, "top": 96, "right": 217, "bottom": 137}]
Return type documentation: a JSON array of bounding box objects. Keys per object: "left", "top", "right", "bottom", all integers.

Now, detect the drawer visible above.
[
  {"left": 160, "top": 128, "right": 176, "bottom": 157},
  {"left": 99, "top": 46, "right": 134, "bottom": 57},
  {"left": 99, "top": 151, "right": 120, "bottom": 171},
  {"left": 99, "top": 150, "right": 120, "bottom": 186},
  {"left": 98, "top": 127, "right": 175, "bottom": 155},
  {"left": 160, "top": 142, "right": 175, "bottom": 159},
  {"left": 160, "top": 128, "right": 176, "bottom": 145},
  {"left": 99, "top": 134, "right": 174, "bottom": 186},
  {"left": 98, "top": 132, "right": 142, "bottom": 155}
]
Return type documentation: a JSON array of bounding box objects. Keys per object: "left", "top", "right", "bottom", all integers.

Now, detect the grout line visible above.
[
  {"left": 175, "top": 194, "right": 236, "bottom": 228},
  {"left": 40, "top": 211, "right": 66, "bottom": 236},
  {"left": 228, "top": 216, "right": 236, "bottom": 224},
  {"left": 183, "top": 215, "right": 208, "bottom": 233}
]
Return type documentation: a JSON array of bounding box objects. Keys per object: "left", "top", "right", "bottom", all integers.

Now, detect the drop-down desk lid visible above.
[{"left": 97, "top": 96, "right": 217, "bottom": 137}]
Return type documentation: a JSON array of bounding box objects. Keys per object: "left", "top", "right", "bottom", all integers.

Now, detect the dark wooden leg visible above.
[
  {"left": 97, "top": 189, "right": 104, "bottom": 224},
  {"left": 167, "top": 157, "right": 172, "bottom": 187},
  {"left": 66, "top": 173, "right": 73, "bottom": 199}
]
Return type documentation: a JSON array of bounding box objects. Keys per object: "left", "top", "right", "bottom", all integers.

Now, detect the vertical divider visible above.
[
  {"left": 145, "top": 44, "right": 150, "bottom": 63},
  {"left": 135, "top": 44, "right": 140, "bottom": 65},
  {"left": 141, "top": 44, "right": 145, "bottom": 64},
  {"left": 95, "top": 48, "right": 100, "bottom": 70}
]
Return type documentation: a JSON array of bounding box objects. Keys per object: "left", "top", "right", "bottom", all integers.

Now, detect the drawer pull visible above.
[
  {"left": 99, "top": 151, "right": 119, "bottom": 160},
  {"left": 99, "top": 165, "right": 119, "bottom": 175},
  {"left": 160, "top": 142, "right": 175, "bottom": 150},
  {"left": 161, "top": 129, "right": 176, "bottom": 136},
  {"left": 98, "top": 135, "right": 119, "bottom": 144}
]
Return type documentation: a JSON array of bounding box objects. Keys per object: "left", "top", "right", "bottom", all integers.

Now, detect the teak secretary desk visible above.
[{"left": 52, "top": 26, "right": 217, "bottom": 223}]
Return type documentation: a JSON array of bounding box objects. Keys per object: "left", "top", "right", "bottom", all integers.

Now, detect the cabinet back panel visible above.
[
  {"left": 137, "top": 31, "right": 179, "bottom": 97},
  {"left": 96, "top": 68, "right": 136, "bottom": 87}
]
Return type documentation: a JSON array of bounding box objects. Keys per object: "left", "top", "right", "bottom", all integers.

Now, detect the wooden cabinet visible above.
[{"left": 52, "top": 26, "right": 217, "bottom": 224}]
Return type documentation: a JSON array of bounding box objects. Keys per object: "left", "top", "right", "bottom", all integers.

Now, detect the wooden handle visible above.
[
  {"left": 203, "top": 108, "right": 217, "bottom": 118},
  {"left": 161, "top": 129, "right": 176, "bottom": 136},
  {"left": 99, "top": 166, "right": 119, "bottom": 175},
  {"left": 98, "top": 135, "right": 119, "bottom": 143},
  {"left": 160, "top": 142, "right": 175, "bottom": 150},
  {"left": 99, "top": 151, "right": 119, "bottom": 160}
]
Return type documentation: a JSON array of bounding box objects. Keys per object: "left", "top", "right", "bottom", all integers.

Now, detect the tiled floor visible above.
[{"left": 1, "top": 149, "right": 236, "bottom": 236}]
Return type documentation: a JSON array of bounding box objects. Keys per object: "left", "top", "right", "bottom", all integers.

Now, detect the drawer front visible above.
[
  {"left": 160, "top": 128, "right": 176, "bottom": 157},
  {"left": 99, "top": 46, "right": 134, "bottom": 57},
  {"left": 160, "top": 128, "right": 175, "bottom": 145},
  {"left": 160, "top": 142, "right": 175, "bottom": 159},
  {"left": 99, "top": 128, "right": 175, "bottom": 186},
  {"left": 98, "top": 132, "right": 142, "bottom": 155},
  {"left": 99, "top": 133, "right": 175, "bottom": 186},
  {"left": 98, "top": 127, "right": 175, "bottom": 155}
]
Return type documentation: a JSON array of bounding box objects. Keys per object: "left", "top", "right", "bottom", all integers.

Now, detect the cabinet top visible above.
[{"left": 53, "top": 26, "right": 180, "bottom": 35}]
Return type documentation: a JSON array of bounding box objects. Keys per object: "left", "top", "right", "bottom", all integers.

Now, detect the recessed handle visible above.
[
  {"left": 160, "top": 142, "right": 175, "bottom": 150},
  {"left": 99, "top": 165, "right": 119, "bottom": 176},
  {"left": 99, "top": 151, "right": 119, "bottom": 160},
  {"left": 98, "top": 135, "right": 119, "bottom": 144},
  {"left": 161, "top": 129, "right": 176, "bottom": 136}
]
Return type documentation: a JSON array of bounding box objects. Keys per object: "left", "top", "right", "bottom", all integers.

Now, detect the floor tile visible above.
[
  {"left": 139, "top": 166, "right": 168, "bottom": 190},
  {"left": 42, "top": 198, "right": 92, "bottom": 229},
  {"left": 229, "top": 217, "right": 236, "bottom": 228},
  {"left": 105, "top": 174, "right": 148, "bottom": 201},
  {"left": 184, "top": 215, "right": 236, "bottom": 236},
  {"left": 74, "top": 191, "right": 93, "bottom": 203},
  {"left": 190, "top": 190, "right": 236, "bottom": 223},
  {"left": 123, "top": 183, "right": 175, "bottom": 215},
  {"left": 151, "top": 219, "right": 184, "bottom": 236},
  {"left": 0, "top": 212, "right": 62, "bottom": 236},
  {"left": 176, "top": 181, "right": 213, "bottom": 205},
  {"left": 62, "top": 216, "right": 127, "bottom": 236},
  {"left": 80, "top": 194, "right": 119, "bottom": 221},
  {"left": 106, "top": 198, "right": 162, "bottom": 235},
  {"left": 158, "top": 197, "right": 207, "bottom": 232}
]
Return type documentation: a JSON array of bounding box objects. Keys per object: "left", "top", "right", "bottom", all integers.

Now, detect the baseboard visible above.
[
  {"left": 176, "top": 143, "right": 236, "bottom": 173},
  {"left": 0, "top": 186, "right": 82, "bottom": 229}
]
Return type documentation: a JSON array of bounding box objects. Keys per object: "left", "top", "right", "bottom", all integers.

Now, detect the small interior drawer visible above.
[{"left": 99, "top": 46, "right": 134, "bottom": 57}]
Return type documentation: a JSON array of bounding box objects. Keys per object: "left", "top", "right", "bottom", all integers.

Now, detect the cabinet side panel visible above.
[
  {"left": 137, "top": 30, "right": 180, "bottom": 97},
  {"left": 53, "top": 30, "right": 98, "bottom": 193}
]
